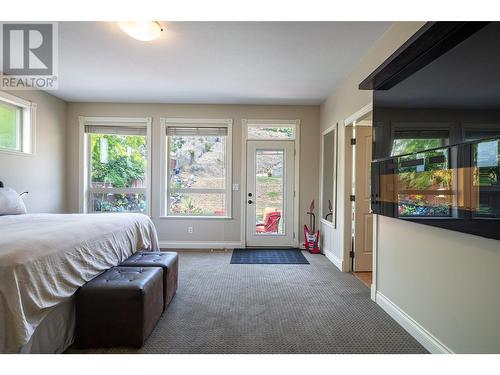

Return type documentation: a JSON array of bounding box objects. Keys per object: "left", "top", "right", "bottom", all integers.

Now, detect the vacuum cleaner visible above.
[{"left": 304, "top": 200, "right": 320, "bottom": 254}]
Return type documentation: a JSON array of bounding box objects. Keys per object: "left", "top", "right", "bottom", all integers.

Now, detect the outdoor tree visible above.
[
  {"left": 392, "top": 138, "right": 443, "bottom": 156},
  {"left": 91, "top": 134, "right": 146, "bottom": 187},
  {"left": 0, "top": 104, "right": 18, "bottom": 150},
  {"left": 90, "top": 134, "right": 147, "bottom": 212}
]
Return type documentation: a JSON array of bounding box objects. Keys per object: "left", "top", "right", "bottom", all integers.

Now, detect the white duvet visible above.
[{"left": 0, "top": 213, "right": 159, "bottom": 353}]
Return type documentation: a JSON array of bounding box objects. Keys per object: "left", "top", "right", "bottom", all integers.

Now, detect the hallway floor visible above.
[
  {"left": 353, "top": 271, "right": 372, "bottom": 288},
  {"left": 67, "top": 250, "right": 427, "bottom": 354}
]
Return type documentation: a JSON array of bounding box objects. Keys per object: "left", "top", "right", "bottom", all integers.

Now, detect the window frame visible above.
[
  {"left": 78, "top": 116, "right": 152, "bottom": 215},
  {"left": 160, "top": 117, "right": 233, "bottom": 219},
  {"left": 0, "top": 91, "right": 36, "bottom": 156}
]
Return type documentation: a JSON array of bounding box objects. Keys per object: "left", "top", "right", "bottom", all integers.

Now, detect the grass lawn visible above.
[{"left": 256, "top": 175, "right": 283, "bottom": 224}]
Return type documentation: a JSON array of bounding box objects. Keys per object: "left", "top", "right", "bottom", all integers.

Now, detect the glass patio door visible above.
[{"left": 246, "top": 140, "right": 295, "bottom": 247}]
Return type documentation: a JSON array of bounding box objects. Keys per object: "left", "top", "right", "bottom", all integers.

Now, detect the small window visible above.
[
  {"left": 0, "top": 92, "right": 34, "bottom": 154},
  {"left": 464, "top": 125, "right": 500, "bottom": 142},
  {"left": 162, "top": 119, "right": 232, "bottom": 218},
  {"left": 391, "top": 129, "right": 449, "bottom": 156},
  {"left": 246, "top": 120, "right": 297, "bottom": 140}
]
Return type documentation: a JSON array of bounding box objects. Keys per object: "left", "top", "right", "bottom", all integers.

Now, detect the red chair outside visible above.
[{"left": 256, "top": 211, "right": 281, "bottom": 233}]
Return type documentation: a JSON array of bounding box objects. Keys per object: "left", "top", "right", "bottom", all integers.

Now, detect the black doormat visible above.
[{"left": 230, "top": 248, "right": 309, "bottom": 264}]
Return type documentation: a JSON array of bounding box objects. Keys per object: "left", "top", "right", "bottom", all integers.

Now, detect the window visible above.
[
  {"left": 80, "top": 117, "right": 151, "bottom": 214},
  {"left": 162, "top": 118, "right": 232, "bottom": 217},
  {"left": 246, "top": 120, "right": 297, "bottom": 140},
  {"left": 391, "top": 129, "right": 449, "bottom": 156},
  {"left": 464, "top": 126, "right": 500, "bottom": 217},
  {"left": 472, "top": 137, "right": 500, "bottom": 218},
  {"left": 0, "top": 92, "right": 35, "bottom": 154},
  {"left": 464, "top": 125, "right": 500, "bottom": 142}
]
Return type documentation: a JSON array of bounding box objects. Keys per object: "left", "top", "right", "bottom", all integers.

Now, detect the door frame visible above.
[
  {"left": 240, "top": 119, "right": 301, "bottom": 248},
  {"left": 342, "top": 104, "right": 377, "bottom": 297},
  {"left": 245, "top": 140, "right": 295, "bottom": 247}
]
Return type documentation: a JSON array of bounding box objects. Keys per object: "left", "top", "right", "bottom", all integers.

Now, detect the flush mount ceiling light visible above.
[{"left": 118, "top": 21, "right": 164, "bottom": 41}]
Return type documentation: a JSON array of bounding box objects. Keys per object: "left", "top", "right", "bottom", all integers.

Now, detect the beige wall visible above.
[
  {"left": 0, "top": 90, "right": 67, "bottom": 213},
  {"left": 320, "top": 22, "right": 425, "bottom": 269},
  {"left": 66, "top": 103, "right": 320, "bottom": 244},
  {"left": 320, "top": 21, "right": 500, "bottom": 353},
  {"left": 377, "top": 216, "right": 500, "bottom": 353}
]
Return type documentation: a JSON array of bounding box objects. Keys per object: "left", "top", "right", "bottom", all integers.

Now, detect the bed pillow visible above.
[{"left": 0, "top": 188, "right": 27, "bottom": 215}]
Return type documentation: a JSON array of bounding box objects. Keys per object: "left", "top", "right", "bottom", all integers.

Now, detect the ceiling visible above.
[{"left": 56, "top": 22, "right": 392, "bottom": 105}]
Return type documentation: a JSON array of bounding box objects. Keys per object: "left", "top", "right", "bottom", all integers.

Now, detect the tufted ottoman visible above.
[
  {"left": 120, "top": 251, "right": 178, "bottom": 310},
  {"left": 76, "top": 267, "right": 163, "bottom": 348}
]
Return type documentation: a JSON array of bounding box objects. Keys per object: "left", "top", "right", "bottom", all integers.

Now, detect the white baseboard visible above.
[
  {"left": 159, "top": 241, "right": 243, "bottom": 249},
  {"left": 375, "top": 291, "right": 453, "bottom": 354},
  {"left": 324, "top": 250, "right": 343, "bottom": 271}
]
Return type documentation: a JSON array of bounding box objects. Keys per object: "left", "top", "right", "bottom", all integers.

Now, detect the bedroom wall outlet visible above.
[{"left": 187, "top": 226, "right": 193, "bottom": 234}]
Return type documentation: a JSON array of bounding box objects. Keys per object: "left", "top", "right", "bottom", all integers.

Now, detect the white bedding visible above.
[{"left": 0, "top": 213, "right": 159, "bottom": 353}]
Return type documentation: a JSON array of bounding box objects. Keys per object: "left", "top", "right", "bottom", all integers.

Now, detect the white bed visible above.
[{"left": 0, "top": 213, "right": 159, "bottom": 354}]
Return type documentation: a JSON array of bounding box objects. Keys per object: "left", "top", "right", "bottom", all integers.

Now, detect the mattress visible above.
[{"left": 0, "top": 213, "right": 159, "bottom": 353}]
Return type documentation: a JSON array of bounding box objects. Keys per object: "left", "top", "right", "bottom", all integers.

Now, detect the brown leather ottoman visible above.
[
  {"left": 75, "top": 267, "right": 163, "bottom": 348},
  {"left": 120, "top": 251, "right": 178, "bottom": 310}
]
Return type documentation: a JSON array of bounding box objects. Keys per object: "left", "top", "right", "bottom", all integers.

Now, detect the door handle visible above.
[{"left": 248, "top": 200, "right": 253, "bottom": 204}]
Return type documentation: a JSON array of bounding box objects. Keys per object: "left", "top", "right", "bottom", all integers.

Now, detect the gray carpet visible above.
[{"left": 67, "top": 250, "right": 427, "bottom": 354}]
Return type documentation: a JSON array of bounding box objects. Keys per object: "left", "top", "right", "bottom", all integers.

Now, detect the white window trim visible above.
[
  {"left": 78, "top": 116, "right": 153, "bottom": 215},
  {"left": 241, "top": 119, "right": 301, "bottom": 247},
  {"left": 160, "top": 117, "right": 233, "bottom": 219},
  {"left": 0, "top": 91, "right": 36, "bottom": 156}
]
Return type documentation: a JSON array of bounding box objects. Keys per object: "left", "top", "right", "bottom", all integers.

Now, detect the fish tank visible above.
[
  {"left": 396, "top": 147, "right": 455, "bottom": 218},
  {"left": 371, "top": 136, "right": 500, "bottom": 239},
  {"left": 366, "top": 22, "right": 500, "bottom": 240}
]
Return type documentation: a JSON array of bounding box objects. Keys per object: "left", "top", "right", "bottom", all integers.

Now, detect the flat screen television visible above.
[{"left": 362, "top": 22, "right": 500, "bottom": 240}]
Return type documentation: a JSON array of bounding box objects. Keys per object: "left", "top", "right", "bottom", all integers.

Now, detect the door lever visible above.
[{"left": 248, "top": 200, "right": 253, "bottom": 204}]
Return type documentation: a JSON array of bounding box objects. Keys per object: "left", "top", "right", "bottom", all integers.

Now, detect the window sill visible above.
[
  {"left": 0, "top": 148, "right": 33, "bottom": 157},
  {"left": 159, "top": 215, "right": 232, "bottom": 220}
]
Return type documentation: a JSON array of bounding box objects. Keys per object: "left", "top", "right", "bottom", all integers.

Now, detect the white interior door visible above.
[
  {"left": 354, "top": 126, "right": 373, "bottom": 271},
  {"left": 246, "top": 140, "right": 295, "bottom": 247}
]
